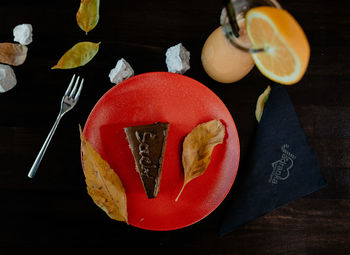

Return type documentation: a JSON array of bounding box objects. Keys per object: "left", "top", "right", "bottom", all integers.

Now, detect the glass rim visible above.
[{"left": 221, "top": 0, "right": 282, "bottom": 53}]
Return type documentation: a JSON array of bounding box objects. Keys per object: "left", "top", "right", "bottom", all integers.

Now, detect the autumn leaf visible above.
[
  {"left": 176, "top": 119, "right": 225, "bottom": 202},
  {"left": 51, "top": 41, "right": 100, "bottom": 69},
  {"left": 255, "top": 85, "right": 271, "bottom": 122},
  {"left": 76, "top": 0, "right": 100, "bottom": 34},
  {"left": 79, "top": 125, "right": 128, "bottom": 223},
  {"left": 0, "top": 43, "right": 28, "bottom": 66}
]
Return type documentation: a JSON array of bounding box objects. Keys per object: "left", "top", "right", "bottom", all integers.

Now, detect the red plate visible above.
[{"left": 82, "top": 72, "right": 240, "bottom": 231}]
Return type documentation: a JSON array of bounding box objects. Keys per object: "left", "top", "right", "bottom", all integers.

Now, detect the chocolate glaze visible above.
[{"left": 124, "top": 122, "right": 169, "bottom": 199}]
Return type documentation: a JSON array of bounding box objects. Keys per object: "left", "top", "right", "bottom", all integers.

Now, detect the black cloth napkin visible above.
[{"left": 219, "top": 84, "right": 327, "bottom": 236}]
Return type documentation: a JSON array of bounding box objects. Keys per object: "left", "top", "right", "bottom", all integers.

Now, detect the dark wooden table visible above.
[{"left": 0, "top": 0, "right": 349, "bottom": 254}]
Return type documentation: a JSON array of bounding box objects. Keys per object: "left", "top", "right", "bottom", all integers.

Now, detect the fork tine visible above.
[
  {"left": 74, "top": 78, "right": 84, "bottom": 100},
  {"left": 69, "top": 76, "right": 80, "bottom": 98},
  {"left": 65, "top": 74, "right": 76, "bottom": 96}
]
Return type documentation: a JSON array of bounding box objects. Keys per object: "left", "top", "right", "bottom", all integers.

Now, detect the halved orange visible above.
[{"left": 246, "top": 7, "right": 310, "bottom": 85}]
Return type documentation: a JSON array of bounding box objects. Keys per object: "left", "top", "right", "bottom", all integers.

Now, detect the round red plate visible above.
[{"left": 82, "top": 72, "right": 240, "bottom": 231}]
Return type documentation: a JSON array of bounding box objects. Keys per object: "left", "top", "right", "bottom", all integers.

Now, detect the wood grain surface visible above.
[{"left": 0, "top": 0, "right": 349, "bottom": 254}]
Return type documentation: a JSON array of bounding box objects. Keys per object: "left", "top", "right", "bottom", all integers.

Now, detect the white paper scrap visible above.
[
  {"left": 108, "top": 58, "right": 134, "bottom": 84},
  {"left": 13, "top": 24, "right": 33, "bottom": 45},
  {"left": 165, "top": 43, "right": 190, "bottom": 74},
  {"left": 0, "top": 64, "right": 17, "bottom": 93}
]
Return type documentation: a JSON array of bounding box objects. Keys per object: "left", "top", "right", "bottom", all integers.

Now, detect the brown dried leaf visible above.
[
  {"left": 76, "top": 0, "right": 100, "bottom": 34},
  {"left": 176, "top": 119, "right": 225, "bottom": 201},
  {"left": 79, "top": 125, "right": 128, "bottom": 223},
  {"left": 51, "top": 41, "right": 100, "bottom": 69},
  {"left": 255, "top": 85, "right": 271, "bottom": 122},
  {"left": 0, "top": 43, "right": 28, "bottom": 66}
]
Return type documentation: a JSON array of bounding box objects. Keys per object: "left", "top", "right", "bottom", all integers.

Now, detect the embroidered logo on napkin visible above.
[{"left": 269, "top": 144, "right": 296, "bottom": 184}]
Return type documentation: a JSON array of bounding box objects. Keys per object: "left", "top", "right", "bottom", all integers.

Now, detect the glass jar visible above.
[{"left": 201, "top": 0, "right": 281, "bottom": 83}]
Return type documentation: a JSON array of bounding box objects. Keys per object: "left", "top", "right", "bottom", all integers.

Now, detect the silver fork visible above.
[{"left": 28, "top": 74, "right": 84, "bottom": 178}]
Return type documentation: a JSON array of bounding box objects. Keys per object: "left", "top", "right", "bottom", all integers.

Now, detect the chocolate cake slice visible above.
[{"left": 124, "top": 122, "right": 169, "bottom": 199}]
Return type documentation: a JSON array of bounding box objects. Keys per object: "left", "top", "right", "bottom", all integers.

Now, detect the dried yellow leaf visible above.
[
  {"left": 255, "top": 85, "right": 271, "bottom": 122},
  {"left": 79, "top": 125, "right": 128, "bottom": 223},
  {"left": 176, "top": 119, "right": 225, "bottom": 202},
  {"left": 51, "top": 41, "right": 100, "bottom": 69},
  {"left": 76, "top": 0, "right": 100, "bottom": 34},
  {"left": 0, "top": 43, "right": 28, "bottom": 66}
]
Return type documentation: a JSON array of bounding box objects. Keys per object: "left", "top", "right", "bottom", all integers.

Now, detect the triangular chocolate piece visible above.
[{"left": 124, "top": 122, "right": 169, "bottom": 199}]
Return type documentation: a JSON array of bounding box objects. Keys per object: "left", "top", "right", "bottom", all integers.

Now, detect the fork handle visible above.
[{"left": 28, "top": 114, "right": 62, "bottom": 178}]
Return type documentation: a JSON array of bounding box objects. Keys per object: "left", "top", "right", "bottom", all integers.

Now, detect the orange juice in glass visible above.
[{"left": 201, "top": 0, "right": 281, "bottom": 83}]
